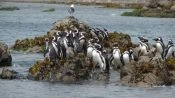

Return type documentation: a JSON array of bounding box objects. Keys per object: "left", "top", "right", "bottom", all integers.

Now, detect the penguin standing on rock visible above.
[
  {"left": 153, "top": 37, "right": 165, "bottom": 58},
  {"left": 138, "top": 37, "right": 150, "bottom": 56},
  {"left": 109, "top": 47, "right": 122, "bottom": 70},
  {"left": 163, "top": 39, "right": 175, "bottom": 60},
  {"left": 121, "top": 49, "right": 134, "bottom": 65}
]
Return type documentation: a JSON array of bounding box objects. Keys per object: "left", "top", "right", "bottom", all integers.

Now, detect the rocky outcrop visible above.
[
  {"left": 120, "top": 53, "right": 175, "bottom": 87},
  {"left": 28, "top": 16, "right": 133, "bottom": 82},
  {"left": 0, "top": 68, "right": 18, "bottom": 79},
  {"left": 0, "top": 42, "right": 12, "bottom": 66},
  {"left": 12, "top": 16, "right": 90, "bottom": 52}
]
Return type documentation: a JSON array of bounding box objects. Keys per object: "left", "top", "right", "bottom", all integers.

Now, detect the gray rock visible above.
[
  {"left": 171, "top": 5, "right": 175, "bottom": 11},
  {"left": 0, "top": 42, "right": 12, "bottom": 66},
  {"left": 26, "top": 46, "right": 43, "bottom": 53},
  {"left": 0, "top": 68, "right": 17, "bottom": 79}
]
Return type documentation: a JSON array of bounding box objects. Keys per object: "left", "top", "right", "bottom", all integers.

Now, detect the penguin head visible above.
[
  {"left": 138, "top": 36, "right": 148, "bottom": 42},
  {"left": 56, "top": 31, "right": 61, "bottom": 35},
  {"left": 168, "top": 39, "right": 173, "bottom": 45},
  {"left": 93, "top": 37, "right": 99, "bottom": 43},
  {"left": 153, "top": 37, "right": 163, "bottom": 42},
  {"left": 70, "top": 4, "right": 74, "bottom": 8},
  {"left": 51, "top": 36, "right": 56, "bottom": 41},
  {"left": 45, "top": 38, "right": 49, "bottom": 42},
  {"left": 128, "top": 48, "right": 133, "bottom": 54}
]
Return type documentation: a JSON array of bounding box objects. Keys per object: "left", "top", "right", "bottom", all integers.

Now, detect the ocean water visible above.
[{"left": 0, "top": 2, "right": 175, "bottom": 98}]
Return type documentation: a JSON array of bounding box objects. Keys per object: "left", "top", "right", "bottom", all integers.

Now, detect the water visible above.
[{"left": 0, "top": 2, "right": 175, "bottom": 98}]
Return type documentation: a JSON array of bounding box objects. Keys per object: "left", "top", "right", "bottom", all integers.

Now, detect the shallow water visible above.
[{"left": 0, "top": 2, "right": 175, "bottom": 98}]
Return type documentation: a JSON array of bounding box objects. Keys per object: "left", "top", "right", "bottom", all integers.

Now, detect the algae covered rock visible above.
[
  {"left": 120, "top": 57, "right": 173, "bottom": 87},
  {"left": 0, "top": 42, "right": 12, "bottom": 66},
  {"left": 28, "top": 53, "right": 108, "bottom": 82}
]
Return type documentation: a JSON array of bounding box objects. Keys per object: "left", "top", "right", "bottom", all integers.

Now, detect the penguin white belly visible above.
[
  {"left": 92, "top": 50, "right": 98, "bottom": 65},
  {"left": 123, "top": 54, "right": 130, "bottom": 64},
  {"left": 156, "top": 43, "right": 163, "bottom": 54},
  {"left": 87, "top": 47, "right": 94, "bottom": 58},
  {"left": 166, "top": 47, "right": 174, "bottom": 59},
  {"left": 141, "top": 46, "right": 148, "bottom": 55},
  {"left": 96, "top": 52, "right": 106, "bottom": 71},
  {"left": 113, "top": 52, "right": 122, "bottom": 68},
  {"left": 66, "top": 47, "right": 74, "bottom": 58}
]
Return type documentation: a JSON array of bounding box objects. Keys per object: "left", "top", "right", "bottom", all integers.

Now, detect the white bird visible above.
[{"left": 68, "top": 4, "right": 75, "bottom": 15}]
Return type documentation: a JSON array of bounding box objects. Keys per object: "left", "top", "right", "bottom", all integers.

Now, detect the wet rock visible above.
[
  {"left": 26, "top": 46, "right": 43, "bottom": 53},
  {"left": 12, "top": 16, "right": 90, "bottom": 52},
  {"left": 0, "top": 42, "right": 12, "bottom": 66},
  {"left": 171, "top": 5, "right": 175, "bottom": 11},
  {"left": 145, "top": 0, "right": 160, "bottom": 8},
  {"left": 120, "top": 57, "right": 173, "bottom": 87},
  {"left": 0, "top": 68, "right": 18, "bottom": 79}
]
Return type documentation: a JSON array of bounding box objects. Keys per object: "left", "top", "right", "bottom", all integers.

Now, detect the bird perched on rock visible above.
[{"left": 68, "top": 4, "right": 75, "bottom": 15}]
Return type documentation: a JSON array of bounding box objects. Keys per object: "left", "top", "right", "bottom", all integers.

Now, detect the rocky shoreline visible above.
[{"left": 122, "top": 0, "right": 175, "bottom": 18}]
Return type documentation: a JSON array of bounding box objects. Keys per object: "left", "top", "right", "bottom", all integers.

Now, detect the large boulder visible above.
[
  {"left": 120, "top": 56, "right": 173, "bottom": 87},
  {"left": 0, "top": 68, "right": 17, "bottom": 79},
  {"left": 28, "top": 53, "right": 108, "bottom": 82},
  {"left": 171, "top": 5, "right": 175, "bottom": 11},
  {"left": 0, "top": 42, "right": 12, "bottom": 66}
]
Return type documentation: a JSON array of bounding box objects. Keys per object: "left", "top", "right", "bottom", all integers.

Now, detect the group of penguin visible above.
[
  {"left": 109, "top": 36, "right": 175, "bottom": 70},
  {"left": 43, "top": 27, "right": 109, "bottom": 68},
  {"left": 44, "top": 26, "right": 175, "bottom": 72}
]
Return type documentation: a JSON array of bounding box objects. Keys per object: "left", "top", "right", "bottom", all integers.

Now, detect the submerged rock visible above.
[{"left": 0, "top": 42, "right": 12, "bottom": 66}]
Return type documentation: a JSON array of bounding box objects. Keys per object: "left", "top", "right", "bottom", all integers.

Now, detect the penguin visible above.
[
  {"left": 62, "top": 37, "right": 75, "bottom": 59},
  {"left": 121, "top": 49, "right": 134, "bottom": 65},
  {"left": 163, "top": 39, "right": 174, "bottom": 60},
  {"left": 87, "top": 44, "right": 94, "bottom": 58},
  {"left": 153, "top": 37, "right": 165, "bottom": 58},
  {"left": 78, "top": 32, "right": 86, "bottom": 53},
  {"left": 43, "top": 37, "right": 61, "bottom": 64},
  {"left": 90, "top": 28, "right": 98, "bottom": 38},
  {"left": 91, "top": 48, "right": 106, "bottom": 72},
  {"left": 138, "top": 40, "right": 150, "bottom": 56},
  {"left": 109, "top": 47, "right": 122, "bottom": 70}
]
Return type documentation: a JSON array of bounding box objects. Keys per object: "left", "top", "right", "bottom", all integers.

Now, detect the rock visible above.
[
  {"left": 145, "top": 0, "right": 160, "bottom": 8},
  {"left": 171, "top": 5, "right": 175, "bottom": 11},
  {"left": 28, "top": 17, "right": 133, "bottom": 82},
  {"left": 0, "top": 42, "right": 12, "bottom": 66},
  {"left": 120, "top": 56, "right": 172, "bottom": 87},
  {"left": 0, "top": 68, "right": 18, "bottom": 79},
  {"left": 26, "top": 46, "right": 43, "bottom": 53}
]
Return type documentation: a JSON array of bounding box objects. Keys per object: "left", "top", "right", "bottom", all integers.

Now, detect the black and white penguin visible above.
[
  {"left": 91, "top": 48, "right": 106, "bottom": 72},
  {"left": 44, "top": 37, "right": 62, "bottom": 64},
  {"left": 163, "top": 39, "right": 174, "bottom": 59},
  {"left": 68, "top": 4, "right": 75, "bottom": 15},
  {"left": 153, "top": 37, "right": 165, "bottom": 57},
  {"left": 121, "top": 49, "right": 134, "bottom": 65},
  {"left": 109, "top": 47, "right": 122, "bottom": 70},
  {"left": 90, "top": 28, "right": 98, "bottom": 38},
  {"left": 138, "top": 40, "right": 150, "bottom": 56}
]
